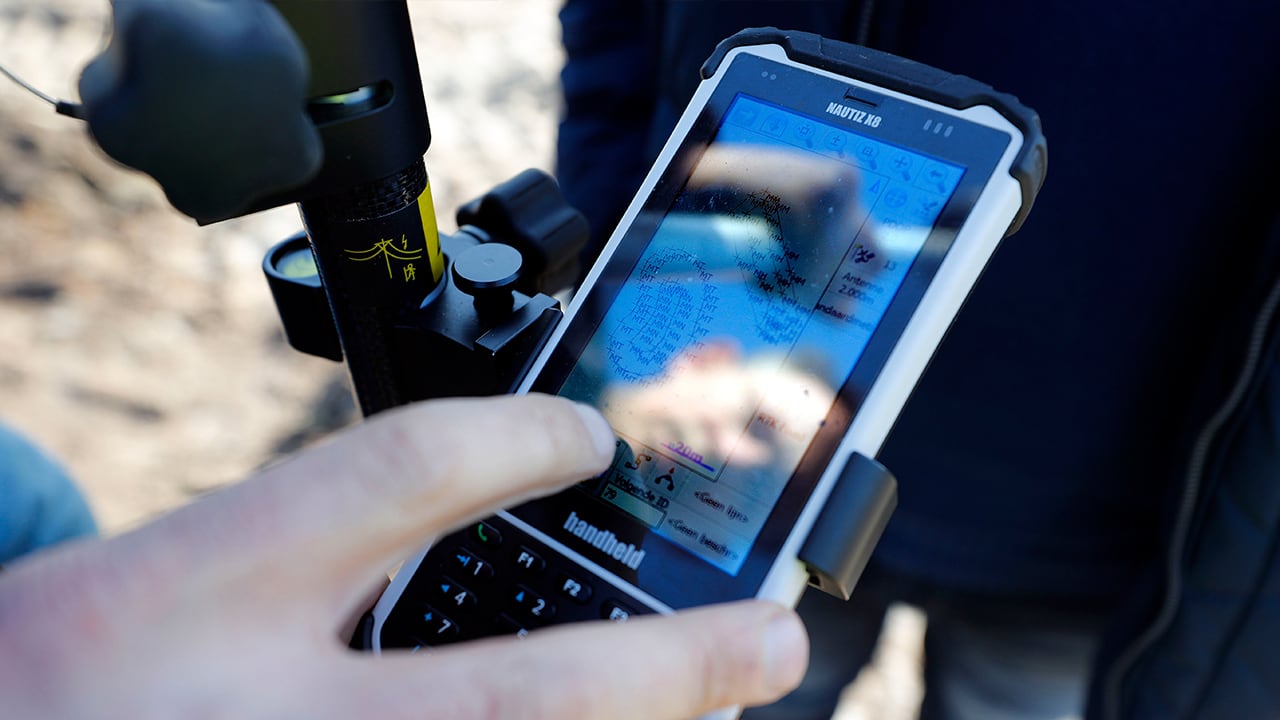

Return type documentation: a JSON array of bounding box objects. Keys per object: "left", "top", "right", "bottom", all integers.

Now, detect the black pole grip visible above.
[{"left": 79, "top": 0, "right": 322, "bottom": 223}]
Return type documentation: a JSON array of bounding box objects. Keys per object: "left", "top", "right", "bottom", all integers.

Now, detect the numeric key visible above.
[{"left": 512, "top": 584, "right": 556, "bottom": 624}]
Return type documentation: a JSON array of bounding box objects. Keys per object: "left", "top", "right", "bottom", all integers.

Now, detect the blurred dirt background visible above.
[
  {"left": 0, "top": 0, "right": 565, "bottom": 531},
  {"left": 0, "top": 1, "right": 922, "bottom": 717}
]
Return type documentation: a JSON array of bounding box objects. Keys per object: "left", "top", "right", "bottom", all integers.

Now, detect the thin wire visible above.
[
  {"left": 0, "top": 60, "right": 59, "bottom": 107},
  {"left": 0, "top": 60, "right": 85, "bottom": 118}
]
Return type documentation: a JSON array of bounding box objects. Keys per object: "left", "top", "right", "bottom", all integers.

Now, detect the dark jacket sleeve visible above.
[
  {"left": 556, "top": 0, "right": 861, "bottom": 270},
  {"left": 1088, "top": 214, "right": 1280, "bottom": 719},
  {"left": 555, "top": 0, "right": 659, "bottom": 265}
]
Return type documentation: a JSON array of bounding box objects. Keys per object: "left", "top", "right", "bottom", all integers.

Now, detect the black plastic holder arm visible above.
[{"left": 798, "top": 452, "right": 897, "bottom": 600}]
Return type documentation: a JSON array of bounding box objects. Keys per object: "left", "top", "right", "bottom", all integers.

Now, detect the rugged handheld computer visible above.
[{"left": 366, "top": 28, "right": 1045, "bottom": 713}]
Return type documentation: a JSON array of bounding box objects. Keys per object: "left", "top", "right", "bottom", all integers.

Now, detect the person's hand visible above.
[{"left": 0, "top": 394, "right": 807, "bottom": 719}]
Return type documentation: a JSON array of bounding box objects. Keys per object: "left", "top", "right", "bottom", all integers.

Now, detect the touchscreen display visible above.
[{"left": 554, "top": 94, "right": 965, "bottom": 576}]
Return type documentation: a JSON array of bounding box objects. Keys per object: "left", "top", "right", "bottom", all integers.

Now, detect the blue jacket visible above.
[
  {"left": 556, "top": 1, "right": 1280, "bottom": 716},
  {"left": 0, "top": 424, "right": 97, "bottom": 564}
]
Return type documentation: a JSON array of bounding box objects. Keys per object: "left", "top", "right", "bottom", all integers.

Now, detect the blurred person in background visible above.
[
  {"left": 555, "top": 2, "right": 1280, "bottom": 719},
  {"left": 0, "top": 422, "right": 97, "bottom": 564}
]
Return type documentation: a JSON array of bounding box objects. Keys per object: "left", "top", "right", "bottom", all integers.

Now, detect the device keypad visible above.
[
  {"left": 556, "top": 572, "right": 593, "bottom": 603},
  {"left": 514, "top": 546, "right": 545, "bottom": 574},
  {"left": 419, "top": 605, "right": 460, "bottom": 640},
  {"left": 601, "top": 599, "right": 638, "bottom": 622},
  {"left": 471, "top": 520, "right": 503, "bottom": 548},
  {"left": 379, "top": 515, "right": 653, "bottom": 650},
  {"left": 435, "top": 577, "right": 478, "bottom": 610},
  {"left": 450, "top": 548, "right": 494, "bottom": 581},
  {"left": 492, "top": 613, "right": 529, "bottom": 638},
  {"left": 511, "top": 584, "right": 556, "bottom": 623}
]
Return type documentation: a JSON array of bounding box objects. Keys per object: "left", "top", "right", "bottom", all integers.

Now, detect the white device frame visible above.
[{"left": 370, "top": 45, "right": 1027, "bottom": 708}]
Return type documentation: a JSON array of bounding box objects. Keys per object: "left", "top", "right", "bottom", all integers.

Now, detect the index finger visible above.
[{"left": 145, "top": 394, "right": 615, "bottom": 611}]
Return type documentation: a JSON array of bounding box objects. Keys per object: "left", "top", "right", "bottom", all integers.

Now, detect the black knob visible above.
[
  {"left": 451, "top": 243, "right": 523, "bottom": 316},
  {"left": 455, "top": 169, "right": 588, "bottom": 295},
  {"left": 78, "top": 0, "right": 322, "bottom": 223}
]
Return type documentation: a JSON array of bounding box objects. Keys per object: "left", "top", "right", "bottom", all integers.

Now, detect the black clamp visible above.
[
  {"left": 262, "top": 169, "right": 582, "bottom": 405},
  {"left": 798, "top": 452, "right": 897, "bottom": 600}
]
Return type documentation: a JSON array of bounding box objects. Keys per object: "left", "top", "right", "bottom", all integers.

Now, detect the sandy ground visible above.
[
  {"left": 0, "top": 0, "right": 568, "bottom": 531},
  {"left": 0, "top": 1, "right": 922, "bottom": 717}
]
